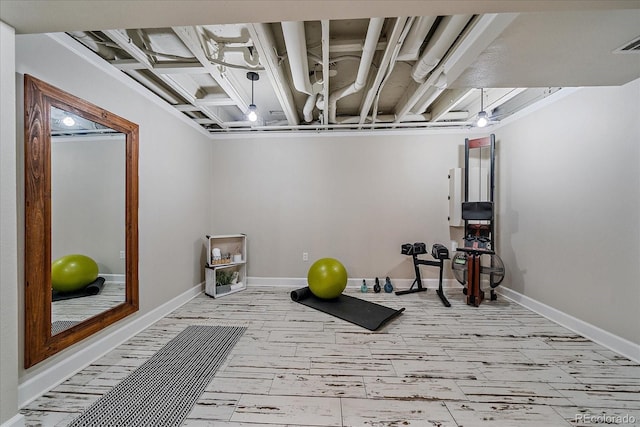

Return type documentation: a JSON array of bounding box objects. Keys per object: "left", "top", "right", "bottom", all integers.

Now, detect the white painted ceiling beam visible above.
[
  {"left": 171, "top": 26, "right": 250, "bottom": 113},
  {"left": 429, "top": 88, "right": 475, "bottom": 121},
  {"left": 394, "top": 13, "right": 518, "bottom": 121},
  {"left": 152, "top": 62, "right": 207, "bottom": 74},
  {"left": 111, "top": 59, "right": 147, "bottom": 70},
  {"left": 247, "top": 23, "right": 300, "bottom": 125}
]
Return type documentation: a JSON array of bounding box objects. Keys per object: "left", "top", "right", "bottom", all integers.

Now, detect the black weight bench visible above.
[{"left": 396, "top": 242, "right": 451, "bottom": 307}]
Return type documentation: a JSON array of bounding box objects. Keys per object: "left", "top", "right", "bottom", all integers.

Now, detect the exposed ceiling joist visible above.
[
  {"left": 429, "top": 88, "right": 475, "bottom": 121},
  {"left": 103, "top": 29, "right": 227, "bottom": 127},
  {"left": 247, "top": 23, "right": 300, "bottom": 126},
  {"left": 171, "top": 26, "right": 250, "bottom": 115}
]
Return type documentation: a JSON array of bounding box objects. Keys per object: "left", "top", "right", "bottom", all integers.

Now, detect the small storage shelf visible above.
[{"left": 205, "top": 234, "right": 247, "bottom": 298}]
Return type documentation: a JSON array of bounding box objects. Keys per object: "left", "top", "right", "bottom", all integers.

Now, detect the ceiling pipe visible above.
[
  {"left": 69, "top": 31, "right": 117, "bottom": 60},
  {"left": 341, "top": 113, "right": 431, "bottom": 124},
  {"left": 411, "top": 15, "right": 472, "bottom": 82},
  {"left": 328, "top": 17, "right": 385, "bottom": 123},
  {"left": 396, "top": 16, "right": 437, "bottom": 61},
  {"left": 395, "top": 13, "right": 517, "bottom": 121},
  {"left": 412, "top": 72, "right": 449, "bottom": 112},
  {"left": 281, "top": 21, "right": 313, "bottom": 95},
  {"left": 320, "top": 19, "right": 330, "bottom": 125},
  {"left": 209, "top": 119, "right": 475, "bottom": 133},
  {"left": 358, "top": 16, "right": 412, "bottom": 125},
  {"left": 281, "top": 21, "right": 317, "bottom": 122}
]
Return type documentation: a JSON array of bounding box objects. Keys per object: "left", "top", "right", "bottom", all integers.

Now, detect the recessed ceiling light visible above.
[{"left": 62, "top": 116, "right": 76, "bottom": 127}]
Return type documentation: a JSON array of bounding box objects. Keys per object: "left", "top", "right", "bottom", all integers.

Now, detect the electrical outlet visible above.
[
  {"left": 451, "top": 241, "right": 458, "bottom": 253},
  {"left": 120, "top": 250, "right": 125, "bottom": 259},
  {"left": 302, "top": 252, "right": 309, "bottom": 262}
]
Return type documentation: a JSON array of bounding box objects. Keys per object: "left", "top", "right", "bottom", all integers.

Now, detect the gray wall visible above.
[
  {"left": 495, "top": 80, "right": 640, "bottom": 344},
  {"left": 15, "top": 33, "right": 213, "bottom": 384},
  {"left": 0, "top": 20, "right": 19, "bottom": 426},
  {"left": 210, "top": 132, "right": 465, "bottom": 280}
]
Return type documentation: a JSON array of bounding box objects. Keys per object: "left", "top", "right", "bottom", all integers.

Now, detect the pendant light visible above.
[
  {"left": 476, "top": 88, "right": 488, "bottom": 128},
  {"left": 246, "top": 71, "right": 259, "bottom": 122}
]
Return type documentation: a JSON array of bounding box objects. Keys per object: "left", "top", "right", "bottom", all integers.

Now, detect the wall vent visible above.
[{"left": 613, "top": 36, "right": 640, "bottom": 54}]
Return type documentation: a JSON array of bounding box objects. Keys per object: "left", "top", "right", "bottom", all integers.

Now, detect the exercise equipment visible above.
[
  {"left": 360, "top": 279, "right": 368, "bottom": 293},
  {"left": 373, "top": 277, "right": 381, "bottom": 293},
  {"left": 307, "top": 257, "right": 348, "bottom": 299},
  {"left": 453, "top": 134, "right": 505, "bottom": 306},
  {"left": 384, "top": 277, "right": 394, "bottom": 293},
  {"left": 51, "top": 254, "right": 99, "bottom": 292},
  {"left": 52, "top": 277, "right": 105, "bottom": 301},
  {"left": 396, "top": 242, "right": 451, "bottom": 307},
  {"left": 291, "top": 286, "right": 405, "bottom": 331}
]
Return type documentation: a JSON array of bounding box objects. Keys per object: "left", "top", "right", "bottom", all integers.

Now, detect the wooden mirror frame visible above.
[{"left": 24, "top": 74, "right": 139, "bottom": 368}]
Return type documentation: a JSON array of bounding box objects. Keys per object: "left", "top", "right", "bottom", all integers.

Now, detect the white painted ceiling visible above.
[{"left": 2, "top": 1, "right": 639, "bottom": 134}]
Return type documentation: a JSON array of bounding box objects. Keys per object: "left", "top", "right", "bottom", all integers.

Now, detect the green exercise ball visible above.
[
  {"left": 307, "top": 257, "right": 348, "bottom": 299},
  {"left": 51, "top": 254, "right": 99, "bottom": 292}
]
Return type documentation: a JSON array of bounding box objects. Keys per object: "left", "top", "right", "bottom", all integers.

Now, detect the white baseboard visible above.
[
  {"left": 248, "top": 276, "right": 459, "bottom": 290},
  {"left": 18, "top": 282, "right": 204, "bottom": 408},
  {"left": 499, "top": 286, "right": 640, "bottom": 364},
  {"left": 99, "top": 273, "right": 126, "bottom": 281},
  {"left": 0, "top": 414, "right": 24, "bottom": 427}
]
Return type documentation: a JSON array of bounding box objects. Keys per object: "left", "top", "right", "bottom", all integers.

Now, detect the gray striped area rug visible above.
[
  {"left": 51, "top": 320, "right": 80, "bottom": 335},
  {"left": 69, "top": 325, "right": 246, "bottom": 427}
]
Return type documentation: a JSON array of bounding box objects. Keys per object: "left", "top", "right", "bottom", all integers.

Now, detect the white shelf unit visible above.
[{"left": 205, "top": 234, "right": 247, "bottom": 298}]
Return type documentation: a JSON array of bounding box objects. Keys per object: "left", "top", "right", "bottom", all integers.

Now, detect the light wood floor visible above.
[{"left": 23, "top": 286, "right": 640, "bottom": 426}]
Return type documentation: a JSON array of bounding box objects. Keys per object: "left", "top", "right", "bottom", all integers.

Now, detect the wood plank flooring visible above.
[{"left": 22, "top": 286, "right": 640, "bottom": 426}]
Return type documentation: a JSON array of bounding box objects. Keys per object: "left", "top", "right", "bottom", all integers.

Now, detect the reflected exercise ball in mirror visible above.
[{"left": 51, "top": 254, "right": 99, "bottom": 292}]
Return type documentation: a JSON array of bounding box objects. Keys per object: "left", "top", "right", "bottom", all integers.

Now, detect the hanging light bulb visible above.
[
  {"left": 476, "top": 88, "right": 488, "bottom": 128},
  {"left": 246, "top": 71, "right": 259, "bottom": 123},
  {"left": 476, "top": 111, "right": 488, "bottom": 128},
  {"left": 247, "top": 104, "right": 258, "bottom": 122}
]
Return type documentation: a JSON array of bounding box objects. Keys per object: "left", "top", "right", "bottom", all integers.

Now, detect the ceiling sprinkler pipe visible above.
[{"left": 328, "top": 17, "right": 385, "bottom": 123}]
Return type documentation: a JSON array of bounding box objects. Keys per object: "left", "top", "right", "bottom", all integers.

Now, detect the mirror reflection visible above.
[{"left": 50, "top": 106, "right": 126, "bottom": 335}]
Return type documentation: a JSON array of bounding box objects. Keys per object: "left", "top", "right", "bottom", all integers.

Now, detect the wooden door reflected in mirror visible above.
[{"left": 24, "top": 75, "right": 139, "bottom": 368}]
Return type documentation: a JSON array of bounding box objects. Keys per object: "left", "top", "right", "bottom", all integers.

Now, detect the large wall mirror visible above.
[{"left": 24, "top": 74, "right": 139, "bottom": 368}]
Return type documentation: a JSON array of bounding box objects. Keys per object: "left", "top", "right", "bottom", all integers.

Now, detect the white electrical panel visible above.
[{"left": 448, "top": 168, "right": 463, "bottom": 227}]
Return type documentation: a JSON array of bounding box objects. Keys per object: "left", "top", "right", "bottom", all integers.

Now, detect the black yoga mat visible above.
[
  {"left": 52, "top": 276, "right": 106, "bottom": 301},
  {"left": 290, "top": 286, "right": 405, "bottom": 331}
]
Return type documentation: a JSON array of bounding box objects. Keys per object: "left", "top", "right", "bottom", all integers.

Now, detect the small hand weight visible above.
[
  {"left": 384, "top": 276, "right": 393, "bottom": 293},
  {"left": 373, "top": 277, "right": 381, "bottom": 293}
]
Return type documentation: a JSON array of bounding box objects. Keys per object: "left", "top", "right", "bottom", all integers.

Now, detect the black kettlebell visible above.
[{"left": 373, "top": 277, "right": 381, "bottom": 293}]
